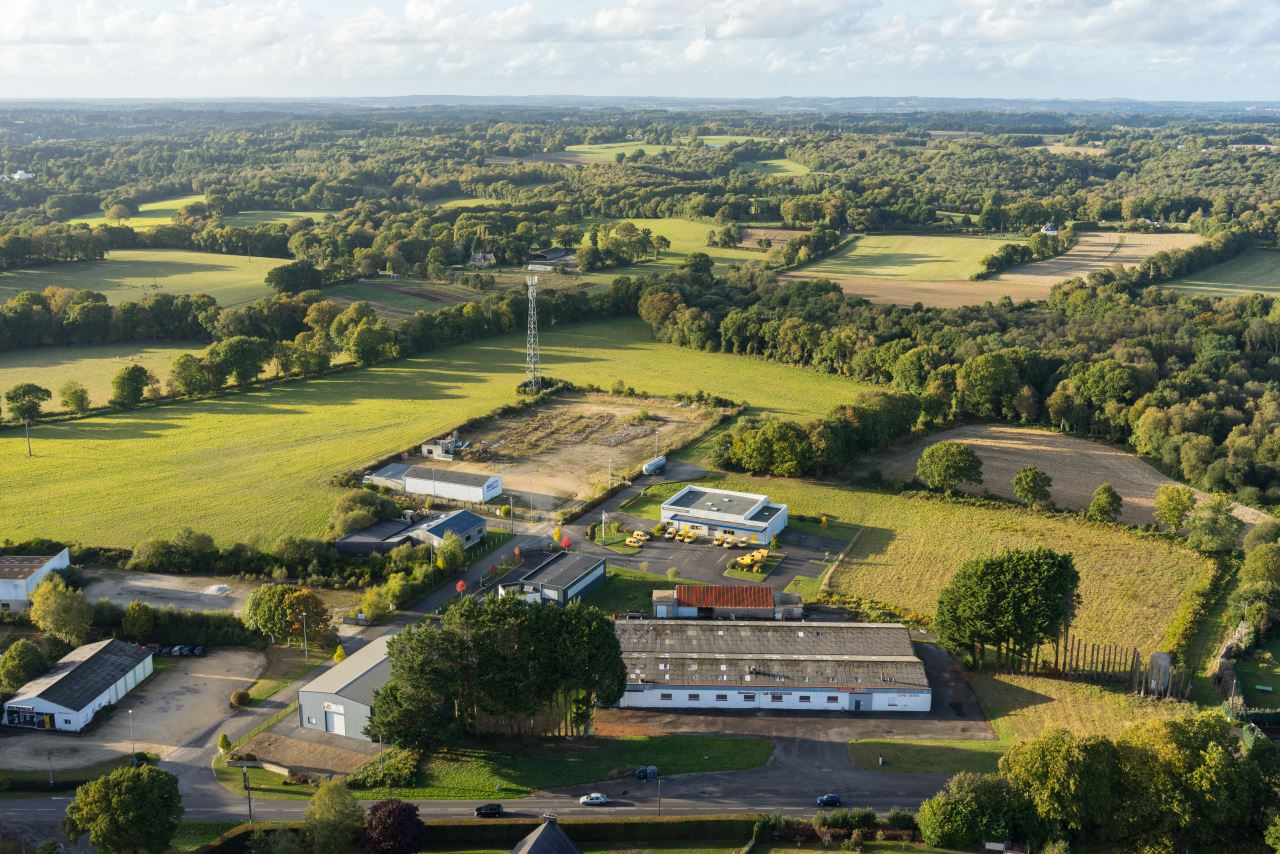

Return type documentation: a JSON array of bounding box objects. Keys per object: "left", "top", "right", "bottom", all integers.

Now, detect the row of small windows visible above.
[{"left": 655, "top": 692, "right": 841, "bottom": 704}]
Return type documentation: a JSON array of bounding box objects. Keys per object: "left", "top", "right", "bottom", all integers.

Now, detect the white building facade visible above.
[
  {"left": 402, "top": 466, "right": 502, "bottom": 503},
  {"left": 0, "top": 548, "right": 70, "bottom": 611},
  {"left": 3, "top": 639, "right": 153, "bottom": 732},
  {"left": 659, "top": 486, "right": 788, "bottom": 544},
  {"left": 615, "top": 620, "right": 931, "bottom": 713}
]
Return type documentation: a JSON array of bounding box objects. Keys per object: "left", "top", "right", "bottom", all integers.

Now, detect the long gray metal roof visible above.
[
  {"left": 6, "top": 639, "right": 150, "bottom": 712},
  {"left": 404, "top": 466, "right": 497, "bottom": 488},
  {"left": 298, "top": 634, "right": 393, "bottom": 708}
]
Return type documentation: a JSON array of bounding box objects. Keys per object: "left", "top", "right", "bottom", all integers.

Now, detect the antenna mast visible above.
[{"left": 525, "top": 275, "right": 541, "bottom": 392}]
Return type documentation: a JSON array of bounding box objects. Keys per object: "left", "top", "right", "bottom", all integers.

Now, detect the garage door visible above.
[{"left": 324, "top": 710, "right": 346, "bottom": 736}]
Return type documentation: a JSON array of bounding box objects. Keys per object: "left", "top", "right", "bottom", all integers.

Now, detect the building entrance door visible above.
[{"left": 324, "top": 710, "right": 346, "bottom": 736}]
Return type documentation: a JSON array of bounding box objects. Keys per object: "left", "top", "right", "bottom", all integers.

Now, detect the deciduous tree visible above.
[
  {"left": 917, "top": 441, "right": 983, "bottom": 494},
  {"left": 1153, "top": 484, "right": 1195, "bottom": 531},
  {"left": 30, "top": 576, "right": 92, "bottom": 646},
  {"left": 304, "top": 778, "right": 364, "bottom": 854},
  {"left": 58, "top": 379, "right": 90, "bottom": 413},
  {"left": 5, "top": 382, "right": 52, "bottom": 456},
  {"left": 0, "top": 638, "right": 47, "bottom": 692},
  {"left": 1012, "top": 466, "right": 1052, "bottom": 508},
  {"left": 1086, "top": 482, "right": 1123, "bottom": 522},
  {"left": 62, "top": 765, "right": 183, "bottom": 854},
  {"left": 359, "top": 799, "right": 427, "bottom": 854}
]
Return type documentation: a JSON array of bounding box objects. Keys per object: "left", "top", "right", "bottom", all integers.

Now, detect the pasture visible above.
[
  {"left": 674, "top": 469, "right": 1210, "bottom": 655},
  {"left": 0, "top": 318, "right": 867, "bottom": 547},
  {"left": 989, "top": 230, "right": 1201, "bottom": 290},
  {"left": 783, "top": 230, "right": 1203, "bottom": 308},
  {"left": 741, "top": 158, "right": 810, "bottom": 176},
  {"left": 0, "top": 342, "right": 205, "bottom": 410},
  {"left": 68, "top": 193, "right": 205, "bottom": 230},
  {"left": 1165, "top": 247, "right": 1280, "bottom": 297},
  {"left": 863, "top": 423, "right": 1269, "bottom": 528},
  {"left": 848, "top": 672, "right": 1189, "bottom": 775},
  {"left": 222, "top": 209, "right": 332, "bottom": 226},
  {"left": 325, "top": 279, "right": 475, "bottom": 321},
  {"left": 699, "top": 134, "right": 767, "bottom": 147},
  {"left": 577, "top": 216, "right": 767, "bottom": 285},
  {"left": 565, "top": 141, "right": 686, "bottom": 161},
  {"left": 792, "top": 233, "right": 1012, "bottom": 281},
  {"left": 0, "top": 249, "right": 285, "bottom": 306}
]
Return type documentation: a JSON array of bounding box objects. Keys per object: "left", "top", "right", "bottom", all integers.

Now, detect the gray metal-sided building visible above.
[
  {"left": 499, "top": 552, "right": 606, "bottom": 606},
  {"left": 2, "top": 639, "right": 152, "bottom": 732},
  {"left": 296, "top": 634, "right": 392, "bottom": 741},
  {"left": 334, "top": 509, "right": 488, "bottom": 557}
]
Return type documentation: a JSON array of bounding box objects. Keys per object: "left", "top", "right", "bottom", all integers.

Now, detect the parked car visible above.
[
  {"left": 474, "top": 803, "right": 504, "bottom": 818},
  {"left": 193, "top": 646, "right": 206, "bottom": 657},
  {"left": 159, "top": 646, "right": 173, "bottom": 656},
  {"left": 664, "top": 527, "right": 678, "bottom": 540},
  {"left": 632, "top": 530, "right": 650, "bottom": 541},
  {"left": 816, "top": 794, "right": 842, "bottom": 808},
  {"left": 143, "top": 643, "right": 160, "bottom": 653},
  {"left": 578, "top": 793, "right": 609, "bottom": 806},
  {"left": 174, "top": 646, "right": 190, "bottom": 656},
  {"left": 624, "top": 537, "right": 643, "bottom": 548},
  {"left": 622, "top": 612, "right": 646, "bottom": 621}
]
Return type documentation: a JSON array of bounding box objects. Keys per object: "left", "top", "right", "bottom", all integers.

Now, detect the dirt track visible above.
[{"left": 863, "top": 424, "right": 1270, "bottom": 528}]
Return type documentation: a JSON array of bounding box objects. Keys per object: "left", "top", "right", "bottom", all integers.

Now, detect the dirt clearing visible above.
[
  {"left": 83, "top": 569, "right": 255, "bottom": 612},
  {"left": 863, "top": 423, "right": 1269, "bottom": 528},
  {"left": 737, "top": 226, "right": 806, "bottom": 247},
  {"left": 0, "top": 649, "right": 264, "bottom": 771},
  {"left": 420, "top": 392, "right": 724, "bottom": 510}
]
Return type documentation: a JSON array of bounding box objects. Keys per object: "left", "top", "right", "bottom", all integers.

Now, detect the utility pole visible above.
[
  {"left": 128, "top": 709, "right": 135, "bottom": 759},
  {"left": 301, "top": 611, "right": 309, "bottom": 662},
  {"left": 657, "top": 775, "right": 662, "bottom": 817},
  {"left": 241, "top": 766, "right": 254, "bottom": 825}
]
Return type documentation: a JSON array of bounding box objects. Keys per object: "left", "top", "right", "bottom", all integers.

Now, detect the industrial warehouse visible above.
[
  {"left": 2, "top": 639, "right": 153, "bottom": 732},
  {"left": 614, "top": 620, "right": 931, "bottom": 712},
  {"left": 660, "top": 486, "right": 789, "bottom": 544},
  {"left": 296, "top": 634, "right": 392, "bottom": 741},
  {"left": 363, "top": 461, "right": 503, "bottom": 504}
]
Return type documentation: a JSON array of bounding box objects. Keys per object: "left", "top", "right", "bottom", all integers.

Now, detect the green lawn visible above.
[
  {"left": 620, "top": 480, "right": 696, "bottom": 519},
  {"left": 1165, "top": 248, "right": 1280, "bottom": 297},
  {"left": 67, "top": 193, "right": 205, "bottom": 230},
  {"left": 655, "top": 471, "right": 1209, "bottom": 656},
  {"left": 429, "top": 847, "right": 741, "bottom": 854},
  {"left": 324, "top": 280, "right": 462, "bottom": 317},
  {"left": 0, "top": 341, "right": 205, "bottom": 410},
  {"left": 1234, "top": 634, "right": 1280, "bottom": 708},
  {"left": 356, "top": 736, "right": 773, "bottom": 800},
  {"left": 758, "top": 843, "right": 965, "bottom": 854},
  {"left": 783, "top": 574, "right": 823, "bottom": 601},
  {"left": 432, "top": 196, "right": 493, "bottom": 209},
  {"left": 581, "top": 565, "right": 700, "bottom": 615},
  {"left": 577, "top": 217, "right": 767, "bottom": 286},
  {"left": 847, "top": 672, "right": 1190, "bottom": 776},
  {"left": 0, "top": 248, "right": 285, "bottom": 306},
  {"left": 223, "top": 209, "right": 332, "bottom": 227},
  {"left": 699, "top": 134, "right": 768, "bottom": 147},
  {"left": 792, "top": 233, "right": 1015, "bottom": 282},
  {"left": 169, "top": 820, "right": 245, "bottom": 852},
  {"left": 566, "top": 141, "right": 687, "bottom": 161},
  {"left": 0, "top": 318, "right": 868, "bottom": 547},
  {"left": 741, "top": 159, "right": 810, "bottom": 176}
]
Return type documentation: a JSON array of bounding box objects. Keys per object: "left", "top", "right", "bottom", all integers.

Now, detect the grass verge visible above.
[{"left": 581, "top": 565, "right": 699, "bottom": 615}]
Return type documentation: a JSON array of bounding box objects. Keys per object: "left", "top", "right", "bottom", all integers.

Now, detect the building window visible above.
[
  {"left": 799, "top": 695, "right": 811, "bottom": 703},
  {"left": 660, "top": 693, "right": 672, "bottom": 701},
  {"left": 715, "top": 694, "right": 728, "bottom": 702},
  {"left": 63, "top": 719, "right": 71, "bottom": 725},
  {"left": 742, "top": 693, "right": 755, "bottom": 702},
  {"left": 687, "top": 693, "right": 700, "bottom": 701},
  {"left": 307, "top": 716, "right": 317, "bottom": 725},
  {"left": 771, "top": 694, "right": 783, "bottom": 703},
  {"left": 826, "top": 696, "right": 839, "bottom": 704}
]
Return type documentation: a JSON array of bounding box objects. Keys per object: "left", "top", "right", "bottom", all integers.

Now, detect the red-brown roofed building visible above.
[{"left": 651, "top": 584, "right": 801, "bottom": 620}]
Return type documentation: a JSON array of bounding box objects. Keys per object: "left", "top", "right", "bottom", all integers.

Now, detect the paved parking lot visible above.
[{"left": 578, "top": 508, "right": 843, "bottom": 591}]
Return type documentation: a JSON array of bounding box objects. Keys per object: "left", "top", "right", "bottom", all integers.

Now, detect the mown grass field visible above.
[
  {"left": 0, "top": 248, "right": 285, "bottom": 306},
  {"left": 847, "top": 672, "right": 1189, "bottom": 775},
  {"left": 566, "top": 141, "right": 686, "bottom": 161},
  {"left": 0, "top": 341, "right": 205, "bottom": 410},
  {"left": 67, "top": 193, "right": 206, "bottom": 229},
  {"left": 634, "top": 469, "right": 1209, "bottom": 655},
  {"left": 1165, "top": 247, "right": 1280, "bottom": 297},
  {"left": 742, "top": 158, "right": 810, "bottom": 176},
  {"left": 0, "top": 318, "right": 868, "bottom": 547},
  {"left": 699, "top": 134, "right": 767, "bottom": 147},
  {"left": 792, "top": 233, "right": 1013, "bottom": 282},
  {"left": 577, "top": 217, "right": 768, "bottom": 285},
  {"left": 223, "top": 209, "right": 332, "bottom": 226}
]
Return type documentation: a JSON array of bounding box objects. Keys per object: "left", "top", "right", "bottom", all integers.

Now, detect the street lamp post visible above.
[
  {"left": 241, "top": 766, "right": 254, "bottom": 825},
  {"left": 128, "top": 709, "right": 135, "bottom": 759},
  {"left": 657, "top": 775, "right": 662, "bottom": 817},
  {"left": 301, "top": 611, "right": 309, "bottom": 662}
]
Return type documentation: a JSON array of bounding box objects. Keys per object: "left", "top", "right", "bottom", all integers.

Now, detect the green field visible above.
[
  {"left": 582, "top": 565, "right": 701, "bottom": 615},
  {"left": 0, "top": 249, "right": 285, "bottom": 306},
  {"left": 578, "top": 217, "right": 768, "bottom": 285},
  {"left": 68, "top": 193, "right": 205, "bottom": 230},
  {"left": 792, "top": 233, "right": 1015, "bottom": 282},
  {"left": 1166, "top": 248, "right": 1280, "bottom": 297},
  {"left": 847, "top": 672, "right": 1189, "bottom": 776},
  {"left": 567, "top": 141, "right": 686, "bottom": 161},
  {"left": 431, "top": 195, "right": 493, "bottom": 209},
  {"left": 223, "top": 209, "right": 332, "bottom": 226},
  {"left": 627, "top": 472, "right": 1209, "bottom": 655},
  {"left": 1234, "top": 634, "right": 1280, "bottom": 708},
  {"left": 0, "top": 318, "right": 867, "bottom": 547},
  {"left": 742, "top": 159, "right": 810, "bottom": 176},
  {"left": 323, "top": 279, "right": 477, "bottom": 319},
  {"left": 0, "top": 341, "right": 205, "bottom": 409},
  {"left": 699, "top": 134, "right": 767, "bottom": 147}
]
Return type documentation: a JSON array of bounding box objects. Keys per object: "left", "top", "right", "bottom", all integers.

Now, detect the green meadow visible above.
[
  {"left": 792, "top": 233, "right": 1015, "bottom": 282},
  {"left": 0, "top": 248, "right": 285, "bottom": 306},
  {"left": 1165, "top": 248, "right": 1280, "bottom": 297},
  {"left": 0, "top": 342, "right": 206, "bottom": 410},
  {"left": 577, "top": 216, "right": 766, "bottom": 285},
  {"left": 68, "top": 194, "right": 206, "bottom": 230},
  {"left": 222, "top": 209, "right": 332, "bottom": 226},
  {"left": 0, "top": 318, "right": 867, "bottom": 547}
]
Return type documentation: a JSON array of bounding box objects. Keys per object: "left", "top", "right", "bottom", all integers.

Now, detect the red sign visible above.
[
  {"left": 561, "top": 537, "right": 571, "bottom": 549},
  {"left": 456, "top": 580, "right": 468, "bottom": 593}
]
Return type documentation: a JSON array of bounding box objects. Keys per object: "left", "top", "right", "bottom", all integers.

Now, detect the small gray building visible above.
[
  {"left": 296, "top": 634, "right": 391, "bottom": 741},
  {"left": 499, "top": 552, "right": 606, "bottom": 606},
  {"left": 3, "top": 639, "right": 152, "bottom": 732},
  {"left": 406, "top": 509, "right": 486, "bottom": 549},
  {"left": 333, "top": 509, "right": 487, "bottom": 557}
]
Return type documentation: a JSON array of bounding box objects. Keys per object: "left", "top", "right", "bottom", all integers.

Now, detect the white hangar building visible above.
[
  {"left": 614, "top": 620, "right": 931, "bottom": 713},
  {"left": 2, "top": 639, "right": 153, "bottom": 732},
  {"left": 660, "top": 486, "right": 788, "bottom": 544},
  {"left": 365, "top": 462, "right": 502, "bottom": 504},
  {"left": 0, "top": 548, "right": 70, "bottom": 612}
]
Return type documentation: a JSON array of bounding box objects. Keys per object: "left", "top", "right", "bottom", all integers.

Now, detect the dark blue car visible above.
[{"left": 816, "top": 794, "right": 842, "bottom": 808}]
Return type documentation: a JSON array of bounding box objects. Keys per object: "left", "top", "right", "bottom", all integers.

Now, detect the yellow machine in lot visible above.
[
  {"left": 625, "top": 536, "right": 644, "bottom": 548},
  {"left": 722, "top": 536, "right": 739, "bottom": 548},
  {"left": 632, "top": 530, "right": 651, "bottom": 541},
  {"left": 679, "top": 530, "right": 698, "bottom": 544},
  {"left": 664, "top": 526, "right": 678, "bottom": 540},
  {"left": 712, "top": 534, "right": 725, "bottom": 547}
]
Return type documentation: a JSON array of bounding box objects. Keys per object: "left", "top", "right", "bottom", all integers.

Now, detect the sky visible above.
[{"left": 5, "top": 0, "right": 1280, "bottom": 102}]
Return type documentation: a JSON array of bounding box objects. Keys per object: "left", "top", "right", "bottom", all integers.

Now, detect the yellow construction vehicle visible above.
[
  {"left": 625, "top": 536, "right": 643, "bottom": 548},
  {"left": 712, "top": 534, "right": 725, "bottom": 547},
  {"left": 632, "top": 530, "right": 650, "bottom": 542}
]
